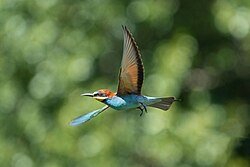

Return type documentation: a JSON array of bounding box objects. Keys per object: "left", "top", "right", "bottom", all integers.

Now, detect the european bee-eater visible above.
[{"left": 70, "top": 26, "right": 178, "bottom": 126}]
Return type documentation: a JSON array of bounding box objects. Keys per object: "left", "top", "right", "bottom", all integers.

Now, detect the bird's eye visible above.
[
  {"left": 94, "top": 92, "right": 106, "bottom": 97},
  {"left": 99, "top": 93, "right": 106, "bottom": 97}
]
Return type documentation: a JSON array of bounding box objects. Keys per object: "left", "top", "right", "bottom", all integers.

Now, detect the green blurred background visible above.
[{"left": 1, "top": 0, "right": 250, "bottom": 166}]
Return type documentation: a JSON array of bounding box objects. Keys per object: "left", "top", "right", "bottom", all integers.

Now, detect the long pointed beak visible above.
[
  {"left": 93, "top": 96, "right": 108, "bottom": 101},
  {"left": 80, "top": 93, "right": 94, "bottom": 97}
]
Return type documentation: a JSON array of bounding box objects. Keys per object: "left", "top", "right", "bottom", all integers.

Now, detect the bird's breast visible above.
[{"left": 104, "top": 95, "right": 146, "bottom": 110}]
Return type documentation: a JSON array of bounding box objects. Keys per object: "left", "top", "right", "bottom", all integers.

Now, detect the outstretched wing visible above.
[
  {"left": 117, "top": 26, "right": 144, "bottom": 95},
  {"left": 69, "top": 105, "right": 109, "bottom": 126}
]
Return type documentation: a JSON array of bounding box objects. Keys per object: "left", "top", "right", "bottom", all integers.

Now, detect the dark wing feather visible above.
[{"left": 117, "top": 26, "right": 144, "bottom": 95}]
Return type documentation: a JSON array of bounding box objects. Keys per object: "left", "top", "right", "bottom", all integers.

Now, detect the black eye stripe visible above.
[
  {"left": 94, "top": 92, "right": 106, "bottom": 97},
  {"left": 93, "top": 92, "right": 99, "bottom": 96},
  {"left": 99, "top": 93, "right": 105, "bottom": 97}
]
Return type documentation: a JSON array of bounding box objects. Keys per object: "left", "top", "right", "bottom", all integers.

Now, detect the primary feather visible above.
[{"left": 117, "top": 26, "right": 144, "bottom": 95}]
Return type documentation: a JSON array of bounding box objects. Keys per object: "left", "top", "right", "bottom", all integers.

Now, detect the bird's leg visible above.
[
  {"left": 138, "top": 102, "right": 147, "bottom": 116},
  {"left": 138, "top": 106, "right": 144, "bottom": 116},
  {"left": 142, "top": 103, "right": 148, "bottom": 113}
]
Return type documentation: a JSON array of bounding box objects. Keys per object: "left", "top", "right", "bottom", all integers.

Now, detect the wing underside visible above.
[
  {"left": 70, "top": 105, "right": 109, "bottom": 126},
  {"left": 117, "top": 26, "right": 144, "bottom": 95}
]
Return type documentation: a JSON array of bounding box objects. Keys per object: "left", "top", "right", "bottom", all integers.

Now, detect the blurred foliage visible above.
[{"left": 0, "top": 0, "right": 250, "bottom": 167}]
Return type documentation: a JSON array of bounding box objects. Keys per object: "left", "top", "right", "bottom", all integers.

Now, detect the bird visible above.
[{"left": 70, "top": 26, "right": 178, "bottom": 126}]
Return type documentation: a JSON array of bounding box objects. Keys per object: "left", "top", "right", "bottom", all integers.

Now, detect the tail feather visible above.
[{"left": 148, "top": 97, "right": 178, "bottom": 111}]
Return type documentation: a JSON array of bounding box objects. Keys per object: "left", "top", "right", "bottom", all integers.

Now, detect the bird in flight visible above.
[{"left": 70, "top": 26, "right": 178, "bottom": 126}]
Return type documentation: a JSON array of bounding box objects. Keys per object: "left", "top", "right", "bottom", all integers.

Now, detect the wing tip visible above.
[
  {"left": 69, "top": 117, "right": 88, "bottom": 126},
  {"left": 122, "top": 25, "right": 129, "bottom": 35},
  {"left": 69, "top": 120, "right": 80, "bottom": 126},
  {"left": 121, "top": 25, "right": 127, "bottom": 30}
]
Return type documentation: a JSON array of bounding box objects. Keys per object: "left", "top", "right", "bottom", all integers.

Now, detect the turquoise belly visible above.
[{"left": 104, "top": 95, "right": 143, "bottom": 110}]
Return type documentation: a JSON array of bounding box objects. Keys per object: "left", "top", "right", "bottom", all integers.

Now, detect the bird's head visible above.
[{"left": 81, "top": 89, "right": 116, "bottom": 102}]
